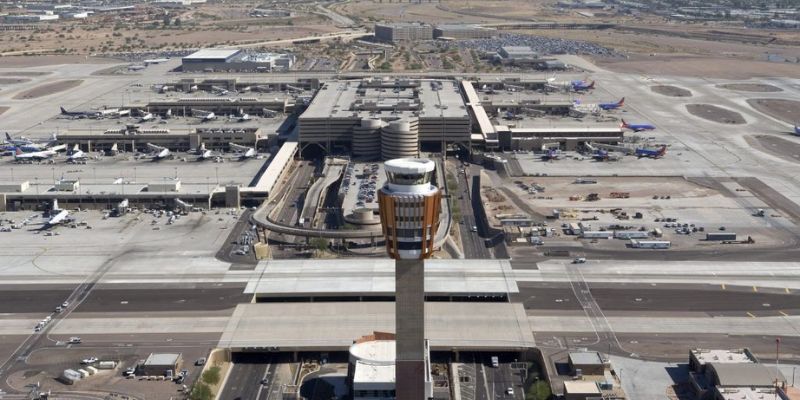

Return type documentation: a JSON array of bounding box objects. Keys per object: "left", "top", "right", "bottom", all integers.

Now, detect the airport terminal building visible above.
[
  {"left": 181, "top": 49, "right": 295, "bottom": 72},
  {"left": 298, "top": 79, "right": 471, "bottom": 159}
]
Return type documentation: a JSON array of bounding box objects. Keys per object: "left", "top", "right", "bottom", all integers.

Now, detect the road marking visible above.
[
  {"left": 779, "top": 311, "right": 789, "bottom": 317},
  {"left": 752, "top": 286, "right": 758, "bottom": 293},
  {"left": 721, "top": 284, "right": 726, "bottom": 290},
  {"left": 747, "top": 312, "right": 756, "bottom": 318}
]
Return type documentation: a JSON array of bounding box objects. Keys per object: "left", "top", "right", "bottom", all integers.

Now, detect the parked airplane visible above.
[
  {"left": 794, "top": 125, "right": 800, "bottom": 136},
  {"left": 145, "top": 143, "right": 170, "bottom": 160},
  {"left": 571, "top": 80, "right": 595, "bottom": 92},
  {"left": 46, "top": 199, "right": 70, "bottom": 227},
  {"left": 3, "top": 133, "right": 59, "bottom": 152},
  {"left": 635, "top": 145, "right": 667, "bottom": 158},
  {"left": 503, "top": 111, "right": 523, "bottom": 121},
  {"left": 621, "top": 118, "right": 656, "bottom": 132},
  {"left": 229, "top": 142, "right": 256, "bottom": 159},
  {"left": 139, "top": 112, "right": 154, "bottom": 122},
  {"left": 192, "top": 109, "right": 217, "bottom": 122},
  {"left": 60, "top": 107, "right": 100, "bottom": 119},
  {"left": 13, "top": 146, "right": 61, "bottom": 161},
  {"left": 67, "top": 144, "right": 87, "bottom": 163},
  {"left": 541, "top": 148, "right": 559, "bottom": 161},
  {"left": 598, "top": 98, "right": 625, "bottom": 111},
  {"left": 106, "top": 143, "right": 119, "bottom": 156},
  {"left": 211, "top": 85, "right": 229, "bottom": 96},
  {"left": 193, "top": 143, "right": 214, "bottom": 161}
]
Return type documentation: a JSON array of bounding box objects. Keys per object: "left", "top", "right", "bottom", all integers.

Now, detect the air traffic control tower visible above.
[{"left": 378, "top": 158, "right": 441, "bottom": 400}]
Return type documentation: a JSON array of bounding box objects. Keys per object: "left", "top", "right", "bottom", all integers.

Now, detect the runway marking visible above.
[
  {"left": 721, "top": 284, "right": 726, "bottom": 290},
  {"left": 753, "top": 286, "right": 758, "bottom": 293},
  {"left": 747, "top": 312, "right": 756, "bottom": 318},
  {"left": 779, "top": 311, "right": 789, "bottom": 317}
]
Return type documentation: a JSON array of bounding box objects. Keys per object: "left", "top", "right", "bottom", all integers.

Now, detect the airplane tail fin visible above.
[
  {"left": 588, "top": 81, "right": 595, "bottom": 89},
  {"left": 14, "top": 147, "right": 21, "bottom": 156},
  {"left": 73, "top": 144, "right": 79, "bottom": 152},
  {"left": 60, "top": 107, "right": 67, "bottom": 114},
  {"left": 5, "top": 132, "right": 11, "bottom": 141},
  {"left": 618, "top": 97, "right": 625, "bottom": 106},
  {"left": 53, "top": 199, "right": 59, "bottom": 211},
  {"left": 659, "top": 145, "right": 667, "bottom": 156},
  {"left": 620, "top": 119, "right": 628, "bottom": 128}
]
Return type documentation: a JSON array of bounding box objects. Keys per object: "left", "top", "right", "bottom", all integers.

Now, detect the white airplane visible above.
[
  {"left": 192, "top": 109, "right": 217, "bottom": 122},
  {"left": 145, "top": 143, "right": 170, "bottom": 160},
  {"left": 189, "top": 85, "right": 198, "bottom": 92},
  {"left": 13, "top": 145, "right": 64, "bottom": 162},
  {"left": 140, "top": 112, "right": 154, "bottom": 122},
  {"left": 158, "top": 85, "right": 174, "bottom": 93},
  {"left": 163, "top": 109, "right": 173, "bottom": 119},
  {"left": 210, "top": 85, "right": 229, "bottom": 96},
  {"left": 194, "top": 143, "right": 214, "bottom": 161},
  {"left": 67, "top": 144, "right": 87, "bottom": 163},
  {"left": 106, "top": 143, "right": 119, "bottom": 156},
  {"left": 229, "top": 142, "right": 256, "bottom": 159},
  {"left": 46, "top": 199, "right": 70, "bottom": 226}
]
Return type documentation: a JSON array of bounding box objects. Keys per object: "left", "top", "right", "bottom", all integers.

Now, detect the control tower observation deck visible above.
[{"left": 377, "top": 158, "right": 441, "bottom": 260}]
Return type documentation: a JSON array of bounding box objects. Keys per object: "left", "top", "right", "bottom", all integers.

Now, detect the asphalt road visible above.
[
  {"left": 456, "top": 164, "right": 492, "bottom": 259},
  {"left": 0, "top": 286, "right": 73, "bottom": 313},
  {"left": 220, "top": 353, "right": 277, "bottom": 400},
  {"left": 270, "top": 161, "right": 315, "bottom": 244},
  {"left": 516, "top": 282, "right": 800, "bottom": 315},
  {"left": 75, "top": 284, "right": 249, "bottom": 312}
]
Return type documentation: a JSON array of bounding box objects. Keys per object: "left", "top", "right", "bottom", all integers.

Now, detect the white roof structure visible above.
[
  {"left": 384, "top": 158, "right": 435, "bottom": 174},
  {"left": 218, "top": 302, "right": 535, "bottom": 351},
  {"left": 691, "top": 349, "right": 756, "bottom": 366},
  {"left": 183, "top": 49, "right": 241, "bottom": 60},
  {"left": 350, "top": 340, "right": 396, "bottom": 385},
  {"left": 244, "top": 259, "right": 519, "bottom": 298}
]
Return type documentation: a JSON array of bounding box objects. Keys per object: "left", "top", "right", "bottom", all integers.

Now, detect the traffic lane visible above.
[
  {"left": 514, "top": 283, "right": 582, "bottom": 311},
  {"left": 589, "top": 286, "right": 800, "bottom": 314},
  {"left": 220, "top": 353, "right": 274, "bottom": 400},
  {"left": 0, "top": 286, "right": 74, "bottom": 313},
  {"left": 517, "top": 282, "right": 800, "bottom": 314},
  {"left": 219, "top": 362, "right": 267, "bottom": 400},
  {"left": 75, "top": 285, "right": 249, "bottom": 312}
]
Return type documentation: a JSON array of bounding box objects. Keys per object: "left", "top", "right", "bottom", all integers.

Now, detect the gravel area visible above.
[
  {"left": 746, "top": 98, "right": 800, "bottom": 124},
  {"left": 686, "top": 103, "right": 746, "bottom": 124},
  {"left": 12, "top": 79, "right": 83, "bottom": 100},
  {"left": 651, "top": 85, "right": 692, "bottom": 97}
]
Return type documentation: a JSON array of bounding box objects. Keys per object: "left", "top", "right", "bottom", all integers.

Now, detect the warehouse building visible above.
[
  {"left": 140, "top": 353, "right": 183, "bottom": 376},
  {"left": 374, "top": 22, "right": 433, "bottom": 42},
  {"left": 298, "top": 79, "right": 470, "bottom": 159},
  {"left": 181, "top": 49, "right": 295, "bottom": 72},
  {"left": 433, "top": 24, "right": 495, "bottom": 39}
]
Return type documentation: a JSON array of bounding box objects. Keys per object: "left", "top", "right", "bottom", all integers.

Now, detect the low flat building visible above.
[
  {"left": 497, "top": 126, "right": 624, "bottom": 151},
  {"left": 140, "top": 353, "right": 183, "bottom": 376},
  {"left": 59, "top": 126, "right": 265, "bottom": 153},
  {"left": 499, "top": 46, "right": 538, "bottom": 60},
  {"left": 348, "top": 334, "right": 433, "bottom": 400},
  {"left": 563, "top": 381, "right": 601, "bottom": 400},
  {"left": 689, "top": 349, "right": 757, "bottom": 373},
  {"left": 568, "top": 351, "right": 607, "bottom": 376}
]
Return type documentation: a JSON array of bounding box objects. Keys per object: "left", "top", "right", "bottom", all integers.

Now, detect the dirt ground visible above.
[
  {"left": 0, "top": 71, "right": 51, "bottom": 76},
  {"left": 650, "top": 85, "right": 691, "bottom": 97},
  {"left": 746, "top": 135, "right": 800, "bottom": 164},
  {"left": 12, "top": 79, "right": 83, "bottom": 100},
  {"left": 0, "top": 78, "right": 31, "bottom": 85},
  {"left": 595, "top": 55, "right": 800, "bottom": 79},
  {"left": 746, "top": 99, "right": 800, "bottom": 125},
  {"left": 718, "top": 83, "right": 783, "bottom": 92},
  {"left": 0, "top": 106, "right": 9, "bottom": 115},
  {"left": 685, "top": 104, "right": 746, "bottom": 124},
  {"left": 0, "top": 56, "right": 119, "bottom": 68}
]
